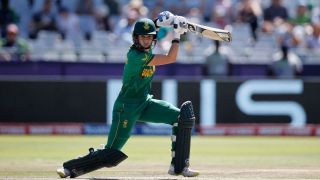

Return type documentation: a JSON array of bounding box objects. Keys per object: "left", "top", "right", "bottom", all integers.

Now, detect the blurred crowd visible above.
[{"left": 0, "top": 0, "right": 319, "bottom": 77}]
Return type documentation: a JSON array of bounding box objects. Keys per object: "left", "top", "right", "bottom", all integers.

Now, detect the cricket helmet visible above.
[
  {"left": 133, "top": 18, "right": 157, "bottom": 36},
  {"left": 132, "top": 18, "right": 157, "bottom": 51}
]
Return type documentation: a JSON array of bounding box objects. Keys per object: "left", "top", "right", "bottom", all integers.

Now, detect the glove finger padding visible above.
[
  {"left": 157, "top": 11, "right": 174, "bottom": 27},
  {"left": 173, "top": 16, "right": 188, "bottom": 35}
]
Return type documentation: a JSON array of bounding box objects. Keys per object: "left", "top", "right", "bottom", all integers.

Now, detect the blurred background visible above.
[{"left": 0, "top": 0, "right": 319, "bottom": 136}]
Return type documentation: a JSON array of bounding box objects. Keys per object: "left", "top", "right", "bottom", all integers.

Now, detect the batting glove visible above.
[
  {"left": 157, "top": 11, "right": 174, "bottom": 27},
  {"left": 173, "top": 15, "right": 188, "bottom": 39}
]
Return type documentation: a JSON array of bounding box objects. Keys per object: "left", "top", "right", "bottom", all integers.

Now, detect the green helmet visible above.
[
  {"left": 132, "top": 18, "right": 157, "bottom": 50},
  {"left": 133, "top": 18, "right": 156, "bottom": 35}
]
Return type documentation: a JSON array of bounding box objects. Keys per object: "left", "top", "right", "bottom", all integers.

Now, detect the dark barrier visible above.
[
  {"left": 0, "top": 81, "right": 106, "bottom": 123},
  {"left": 1, "top": 78, "right": 320, "bottom": 126},
  {"left": 216, "top": 79, "right": 318, "bottom": 126},
  {"left": 154, "top": 79, "right": 320, "bottom": 126}
]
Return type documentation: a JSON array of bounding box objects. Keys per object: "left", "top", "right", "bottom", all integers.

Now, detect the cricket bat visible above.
[{"left": 185, "top": 22, "right": 232, "bottom": 42}]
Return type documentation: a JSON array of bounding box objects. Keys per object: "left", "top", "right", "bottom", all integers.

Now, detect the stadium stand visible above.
[{"left": 0, "top": 0, "right": 319, "bottom": 77}]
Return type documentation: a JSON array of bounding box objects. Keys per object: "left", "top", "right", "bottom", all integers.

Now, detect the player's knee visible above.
[
  {"left": 179, "top": 101, "right": 195, "bottom": 128},
  {"left": 168, "top": 107, "right": 180, "bottom": 126}
]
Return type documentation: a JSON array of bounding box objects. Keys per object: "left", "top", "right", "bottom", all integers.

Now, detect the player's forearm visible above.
[
  {"left": 163, "top": 26, "right": 181, "bottom": 60},
  {"left": 166, "top": 41, "right": 179, "bottom": 63},
  {"left": 148, "top": 41, "right": 179, "bottom": 66}
]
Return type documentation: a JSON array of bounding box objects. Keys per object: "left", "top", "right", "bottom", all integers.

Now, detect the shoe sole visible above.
[
  {"left": 169, "top": 171, "right": 200, "bottom": 177},
  {"left": 182, "top": 172, "right": 200, "bottom": 177}
]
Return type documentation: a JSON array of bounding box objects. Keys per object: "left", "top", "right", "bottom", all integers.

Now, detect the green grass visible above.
[{"left": 0, "top": 135, "right": 320, "bottom": 179}]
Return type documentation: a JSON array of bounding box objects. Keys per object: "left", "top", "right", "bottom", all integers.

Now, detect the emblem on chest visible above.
[{"left": 141, "top": 66, "right": 155, "bottom": 78}]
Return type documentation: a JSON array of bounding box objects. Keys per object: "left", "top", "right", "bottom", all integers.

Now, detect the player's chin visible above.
[{"left": 142, "top": 44, "right": 152, "bottom": 49}]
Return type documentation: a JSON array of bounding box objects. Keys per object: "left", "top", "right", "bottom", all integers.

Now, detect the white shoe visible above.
[
  {"left": 168, "top": 165, "right": 176, "bottom": 176},
  {"left": 56, "top": 167, "right": 70, "bottom": 178},
  {"left": 168, "top": 164, "right": 199, "bottom": 177},
  {"left": 181, "top": 167, "right": 200, "bottom": 177}
]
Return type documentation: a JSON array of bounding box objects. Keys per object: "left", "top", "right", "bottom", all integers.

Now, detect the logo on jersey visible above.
[
  {"left": 141, "top": 66, "right": 155, "bottom": 78},
  {"left": 142, "top": 54, "right": 149, "bottom": 61},
  {"left": 144, "top": 21, "right": 150, "bottom": 30}
]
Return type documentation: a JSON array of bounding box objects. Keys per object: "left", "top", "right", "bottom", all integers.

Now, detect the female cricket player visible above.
[{"left": 57, "top": 11, "right": 199, "bottom": 178}]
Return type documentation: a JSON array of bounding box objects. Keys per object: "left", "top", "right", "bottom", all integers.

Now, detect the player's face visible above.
[{"left": 138, "top": 35, "right": 154, "bottom": 49}]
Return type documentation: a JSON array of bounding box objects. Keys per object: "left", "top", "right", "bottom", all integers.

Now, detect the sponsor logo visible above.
[
  {"left": 236, "top": 80, "right": 306, "bottom": 126},
  {"left": 187, "top": 24, "right": 196, "bottom": 32},
  {"left": 141, "top": 66, "right": 155, "bottom": 78},
  {"left": 142, "top": 54, "right": 149, "bottom": 61}
]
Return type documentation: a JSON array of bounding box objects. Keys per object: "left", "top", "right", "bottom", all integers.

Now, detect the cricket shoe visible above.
[
  {"left": 56, "top": 167, "right": 70, "bottom": 178},
  {"left": 168, "top": 164, "right": 200, "bottom": 177}
]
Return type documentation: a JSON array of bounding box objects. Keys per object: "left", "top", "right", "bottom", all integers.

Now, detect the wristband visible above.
[
  {"left": 172, "top": 39, "right": 180, "bottom": 44},
  {"left": 153, "top": 18, "right": 160, "bottom": 28}
]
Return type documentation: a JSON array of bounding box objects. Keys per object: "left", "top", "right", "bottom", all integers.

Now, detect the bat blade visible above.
[{"left": 186, "top": 22, "right": 232, "bottom": 42}]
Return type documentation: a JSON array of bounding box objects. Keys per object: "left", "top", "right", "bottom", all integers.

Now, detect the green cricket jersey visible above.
[
  {"left": 117, "top": 46, "right": 156, "bottom": 102},
  {"left": 106, "top": 46, "right": 180, "bottom": 150}
]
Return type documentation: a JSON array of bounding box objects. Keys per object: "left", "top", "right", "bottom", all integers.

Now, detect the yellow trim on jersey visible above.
[{"left": 110, "top": 104, "right": 124, "bottom": 148}]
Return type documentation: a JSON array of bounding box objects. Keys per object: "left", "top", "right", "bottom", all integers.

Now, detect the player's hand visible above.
[
  {"left": 173, "top": 15, "right": 188, "bottom": 39},
  {"left": 157, "top": 11, "right": 174, "bottom": 27}
]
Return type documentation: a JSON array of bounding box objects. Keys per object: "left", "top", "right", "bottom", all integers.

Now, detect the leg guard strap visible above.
[
  {"left": 174, "top": 101, "right": 195, "bottom": 174},
  {"left": 63, "top": 148, "right": 127, "bottom": 178}
]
